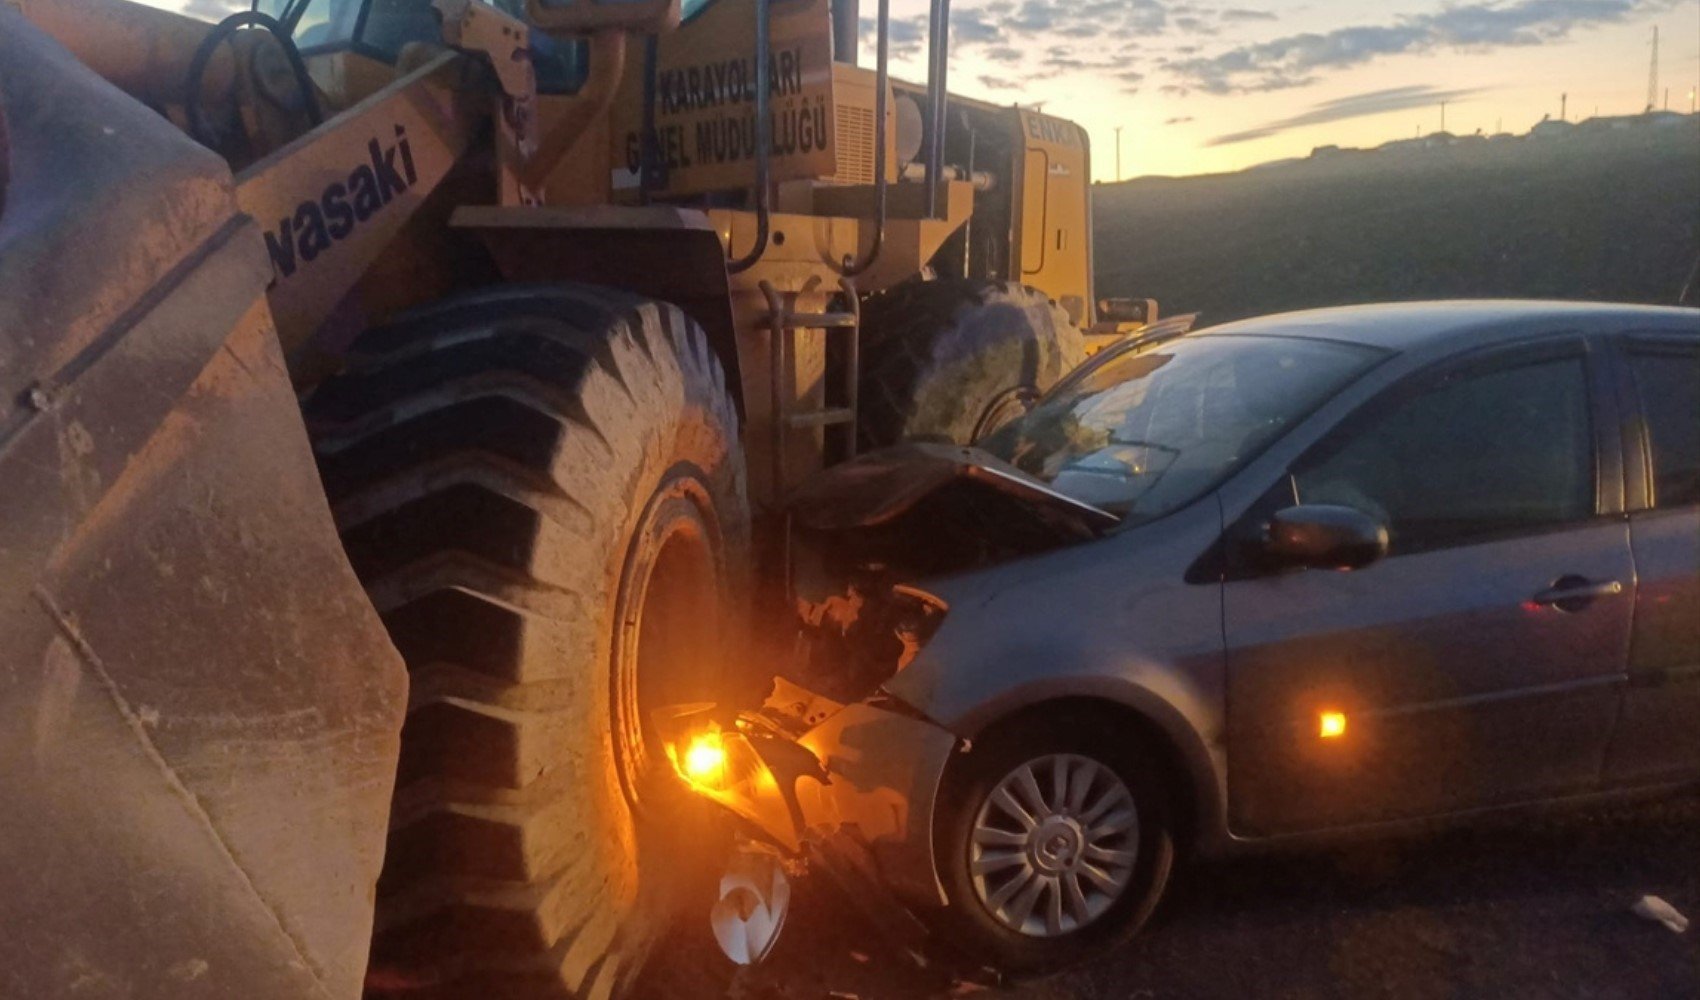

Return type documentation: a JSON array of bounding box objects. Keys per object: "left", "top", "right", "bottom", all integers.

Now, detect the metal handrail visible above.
[
  {"left": 841, "top": 0, "right": 890, "bottom": 276},
  {"left": 728, "top": 0, "right": 773, "bottom": 273},
  {"left": 638, "top": 34, "right": 659, "bottom": 203}
]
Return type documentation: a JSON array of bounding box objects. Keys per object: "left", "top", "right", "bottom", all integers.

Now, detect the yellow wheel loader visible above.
[{"left": 0, "top": 1, "right": 1155, "bottom": 995}]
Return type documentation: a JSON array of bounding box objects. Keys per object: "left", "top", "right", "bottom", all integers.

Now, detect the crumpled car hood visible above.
[{"left": 788, "top": 442, "right": 1118, "bottom": 578}]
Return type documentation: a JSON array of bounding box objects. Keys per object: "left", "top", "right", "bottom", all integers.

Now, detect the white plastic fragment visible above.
[
  {"left": 1632, "top": 895, "right": 1689, "bottom": 933},
  {"left": 711, "top": 847, "right": 791, "bottom": 965}
]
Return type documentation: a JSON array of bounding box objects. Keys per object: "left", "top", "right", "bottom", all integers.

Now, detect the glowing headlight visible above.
[{"left": 682, "top": 731, "right": 729, "bottom": 786}]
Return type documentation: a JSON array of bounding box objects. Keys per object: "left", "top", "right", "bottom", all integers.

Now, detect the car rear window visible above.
[{"left": 1628, "top": 345, "right": 1700, "bottom": 509}]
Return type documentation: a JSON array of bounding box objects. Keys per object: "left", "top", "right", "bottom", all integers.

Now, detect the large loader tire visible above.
[
  {"left": 304, "top": 285, "right": 749, "bottom": 999},
  {"left": 858, "top": 279, "right": 1086, "bottom": 450}
]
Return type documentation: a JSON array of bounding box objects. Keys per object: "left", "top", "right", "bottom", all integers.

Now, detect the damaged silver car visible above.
[{"left": 667, "top": 302, "right": 1700, "bottom": 973}]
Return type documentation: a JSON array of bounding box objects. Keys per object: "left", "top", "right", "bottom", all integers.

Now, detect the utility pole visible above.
[
  {"left": 1561, "top": 92, "right": 1567, "bottom": 122},
  {"left": 1646, "top": 26, "right": 1659, "bottom": 113},
  {"left": 1114, "top": 125, "right": 1123, "bottom": 182}
]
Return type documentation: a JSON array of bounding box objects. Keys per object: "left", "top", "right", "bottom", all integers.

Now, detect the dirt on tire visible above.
[
  {"left": 305, "top": 283, "right": 749, "bottom": 999},
  {"left": 858, "top": 280, "right": 1085, "bottom": 450}
]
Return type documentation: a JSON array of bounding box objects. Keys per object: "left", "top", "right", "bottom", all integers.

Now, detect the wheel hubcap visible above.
[{"left": 969, "top": 753, "right": 1139, "bottom": 937}]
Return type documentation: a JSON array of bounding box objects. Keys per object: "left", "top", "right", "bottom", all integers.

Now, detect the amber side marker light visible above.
[
  {"left": 683, "top": 731, "right": 729, "bottom": 786},
  {"left": 1319, "top": 711, "right": 1348, "bottom": 739}
]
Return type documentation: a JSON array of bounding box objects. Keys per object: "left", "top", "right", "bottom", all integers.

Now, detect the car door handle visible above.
[{"left": 1531, "top": 576, "right": 1623, "bottom": 611}]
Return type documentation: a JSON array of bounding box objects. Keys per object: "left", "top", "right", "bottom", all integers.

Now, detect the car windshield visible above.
[{"left": 981, "top": 334, "right": 1386, "bottom": 521}]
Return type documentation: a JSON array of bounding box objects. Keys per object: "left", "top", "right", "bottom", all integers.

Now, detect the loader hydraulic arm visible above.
[{"left": 19, "top": 0, "right": 669, "bottom": 359}]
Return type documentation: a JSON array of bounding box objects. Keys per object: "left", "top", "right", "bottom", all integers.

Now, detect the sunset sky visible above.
[
  {"left": 151, "top": 0, "right": 1700, "bottom": 179},
  {"left": 861, "top": 0, "right": 1700, "bottom": 178}
]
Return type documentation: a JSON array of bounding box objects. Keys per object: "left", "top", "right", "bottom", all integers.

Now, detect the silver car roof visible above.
[{"left": 1194, "top": 300, "right": 1699, "bottom": 354}]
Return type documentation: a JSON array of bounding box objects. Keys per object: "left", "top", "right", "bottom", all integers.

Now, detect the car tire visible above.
[
  {"left": 304, "top": 284, "right": 749, "bottom": 998},
  {"left": 858, "top": 279, "right": 1085, "bottom": 449},
  {"left": 935, "top": 716, "right": 1175, "bottom": 975}
]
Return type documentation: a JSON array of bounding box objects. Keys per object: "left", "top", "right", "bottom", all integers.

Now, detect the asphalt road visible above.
[{"left": 639, "top": 793, "right": 1699, "bottom": 999}]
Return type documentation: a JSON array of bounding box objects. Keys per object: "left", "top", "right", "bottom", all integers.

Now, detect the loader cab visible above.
[{"left": 256, "top": 0, "right": 588, "bottom": 106}]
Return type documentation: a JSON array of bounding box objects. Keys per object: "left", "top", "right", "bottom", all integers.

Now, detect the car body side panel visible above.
[
  {"left": 1603, "top": 330, "right": 1700, "bottom": 783},
  {"left": 792, "top": 704, "right": 959, "bottom": 907},
  {"left": 1223, "top": 522, "right": 1635, "bottom": 835},
  {"left": 1223, "top": 335, "right": 1637, "bottom": 834},
  {"left": 883, "top": 499, "right": 1230, "bottom": 845},
  {"left": 1608, "top": 507, "right": 1700, "bottom": 781}
]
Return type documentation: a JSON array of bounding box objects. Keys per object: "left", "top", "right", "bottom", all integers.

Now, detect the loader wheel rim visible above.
[{"left": 613, "top": 472, "right": 724, "bottom": 812}]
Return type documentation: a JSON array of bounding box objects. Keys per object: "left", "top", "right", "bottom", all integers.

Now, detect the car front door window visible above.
[{"left": 1292, "top": 356, "right": 1594, "bottom": 554}]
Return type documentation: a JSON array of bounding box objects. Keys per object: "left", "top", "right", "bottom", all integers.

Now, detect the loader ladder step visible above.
[
  {"left": 786, "top": 407, "right": 856, "bottom": 429},
  {"left": 761, "top": 277, "right": 862, "bottom": 497},
  {"left": 781, "top": 311, "right": 858, "bottom": 330}
]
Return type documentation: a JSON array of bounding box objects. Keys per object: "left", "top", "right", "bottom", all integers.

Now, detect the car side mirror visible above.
[{"left": 1263, "top": 505, "right": 1388, "bottom": 570}]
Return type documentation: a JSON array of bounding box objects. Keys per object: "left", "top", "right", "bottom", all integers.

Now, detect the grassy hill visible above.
[{"left": 1093, "top": 118, "right": 1700, "bottom": 326}]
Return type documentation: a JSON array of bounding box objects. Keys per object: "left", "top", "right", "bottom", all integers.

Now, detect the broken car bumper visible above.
[{"left": 676, "top": 697, "right": 958, "bottom": 911}]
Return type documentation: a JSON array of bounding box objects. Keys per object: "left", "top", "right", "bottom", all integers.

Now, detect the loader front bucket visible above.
[{"left": 0, "top": 11, "right": 407, "bottom": 999}]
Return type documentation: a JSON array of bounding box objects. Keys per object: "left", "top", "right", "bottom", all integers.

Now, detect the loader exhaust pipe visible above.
[
  {"left": 842, "top": 0, "right": 888, "bottom": 277},
  {"left": 924, "top": 0, "right": 950, "bottom": 219},
  {"left": 832, "top": 0, "right": 859, "bottom": 65}
]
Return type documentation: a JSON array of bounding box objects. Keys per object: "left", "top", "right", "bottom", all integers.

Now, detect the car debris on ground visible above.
[{"left": 1632, "top": 895, "right": 1690, "bottom": 934}]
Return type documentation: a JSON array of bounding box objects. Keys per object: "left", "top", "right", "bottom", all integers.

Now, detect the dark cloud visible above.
[
  {"left": 955, "top": 7, "right": 1009, "bottom": 43},
  {"left": 860, "top": 15, "right": 928, "bottom": 61},
  {"left": 999, "top": 0, "right": 1170, "bottom": 37},
  {"left": 1165, "top": 115, "right": 1196, "bottom": 124},
  {"left": 1220, "top": 8, "right": 1278, "bottom": 22},
  {"left": 1169, "top": 0, "right": 1666, "bottom": 94},
  {"left": 859, "top": 5, "right": 1014, "bottom": 62},
  {"left": 1205, "top": 84, "right": 1483, "bottom": 145},
  {"left": 855, "top": 1, "right": 1179, "bottom": 99}
]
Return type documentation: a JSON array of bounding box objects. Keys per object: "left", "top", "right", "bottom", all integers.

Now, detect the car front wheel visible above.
[{"left": 936, "top": 720, "right": 1176, "bottom": 973}]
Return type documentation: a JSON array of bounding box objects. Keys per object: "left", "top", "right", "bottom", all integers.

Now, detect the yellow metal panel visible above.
[
  {"left": 823, "top": 62, "right": 897, "bottom": 185},
  {"left": 235, "top": 54, "right": 482, "bottom": 356},
  {"left": 607, "top": 0, "right": 836, "bottom": 197},
  {"left": 1019, "top": 146, "right": 1048, "bottom": 274},
  {"left": 1015, "top": 109, "right": 1093, "bottom": 325}
]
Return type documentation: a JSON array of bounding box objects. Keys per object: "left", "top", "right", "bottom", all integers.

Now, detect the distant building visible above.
[{"left": 1573, "top": 110, "right": 1694, "bottom": 134}]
